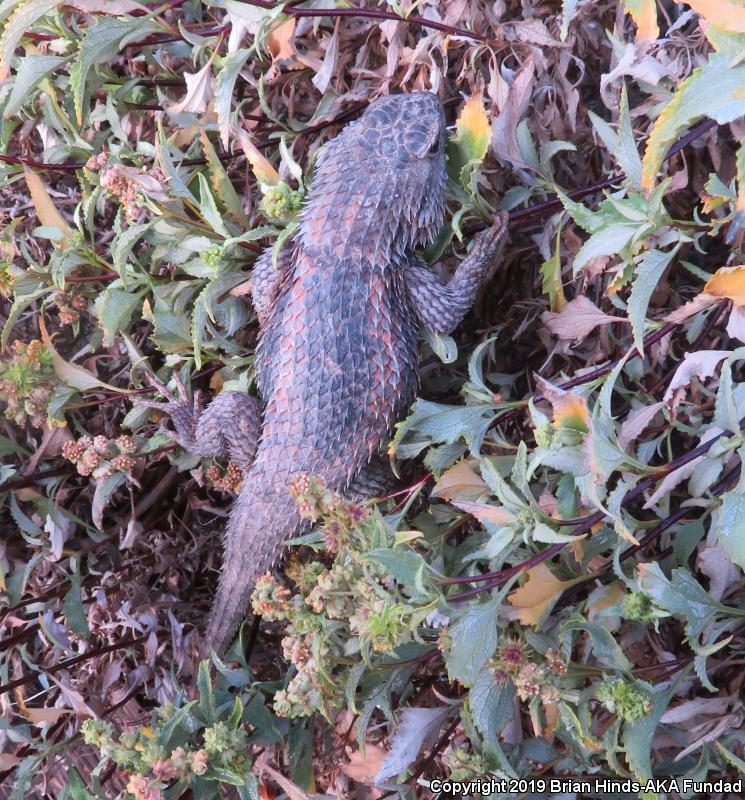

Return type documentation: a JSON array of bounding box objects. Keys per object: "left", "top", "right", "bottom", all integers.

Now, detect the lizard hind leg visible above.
[
  {"left": 346, "top": 456, "right": 399, "bottom": 501},
  {"left": 137, "top": 373, "right": 261, "bottom": 470}
]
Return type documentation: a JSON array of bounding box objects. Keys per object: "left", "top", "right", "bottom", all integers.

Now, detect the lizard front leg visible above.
[
  {"left": 250, "top": 242, "right": 294, "bottom": 327},
  {"left": 404, "top": 212, "right": 509, "bottom": 334},
  {"left": 137, "top": 374, "right": 261, "bottom": 470}
]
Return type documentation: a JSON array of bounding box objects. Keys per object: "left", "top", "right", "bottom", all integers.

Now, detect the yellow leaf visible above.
[
  {"left": 232, "top": 124, "right": 280, "bottom": 186},
  {"left": 431, "top": 461, "right": 487, "bottom": 502},
  {"left": 641, "top": 54, "right": 745, "bottom": 190},
  {"left": 268, "top": 17, "right": 296, "bottom": 61},
  {"left": 39, "top": 315, "right": 123, "bottom": 392},
  {"left": 22, "top": 706, "right": 69, "bottom": 726},
  {"left": 586, "top": 580, "right": 626, "bottom": 619},
  {"left": 704, "top": 265, "right": 745, "bottom": 306},
  {"left": 676, "top": 0, "right": 745, "bottom": 33},
  {"left": 535, "top": 376, "right": 591, "bottom": 433},
  {"left": 507, "top": 563, "right": 569, "bottom": 626},
  {"left": 624, "top": 0, "right": 659, "bottom": 41},
  {"left": 24, "top": 168, "right": 73, "bottom": 244},
  {"left": 453, "top": 91, "right": 492, "bottom": 164}
]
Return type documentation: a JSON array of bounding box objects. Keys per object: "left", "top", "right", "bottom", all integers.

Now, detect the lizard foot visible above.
[
  {"left": 471, "top": 211, "right": 509, "bottom": 259},
  {"left": 135, "top": 372, "right": 201, "bottom": 450}
]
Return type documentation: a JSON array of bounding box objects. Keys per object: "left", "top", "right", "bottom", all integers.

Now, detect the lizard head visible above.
[
  {"left": 356, "top": 92, "right": 446, "bottom": 247},
  {"left": 303, "top": 92, "right": 446, "bottom": 258}
]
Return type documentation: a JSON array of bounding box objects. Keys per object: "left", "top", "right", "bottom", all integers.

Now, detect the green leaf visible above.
[
  {"left": 642, "top": 52, "right": 745, "bottom": 190},
  {"left": 4, "top": 54, "right": 66, "bottom": 117},
  {"left": 201, "top": 130, "right": 249, "bottom": 227},
  {"left": 617, "top": 83, "right": 643, "bottom": 187},
  {"left": 62, "top": 571, "right": 90, "bottom": 639},
  {"left": 562, "top": 615, "right": 631, "bottom": 671},
  {"left": 367, "top": 548, "right": 427, "bottom": 585},
  {"left": 714, "top": 456, "right": 745, "bottom": 571},
  {"left": 573, "top": 222, "right": 638, "bottom": 275},
  {"left": 197, "top": 659, "right": 216, "bottom": 723},
  {"left": 197, "top": 173, "right": 230, "bottom": 237},
  {"left": 716, "top": 742, "right": 745, "bottom": 775},
  {"left": 468, "top": 667, "right": 515, "bottom": 749},
  {"left": 69, "top": 17, "right": 156, "bottom": 125},
  {"left": 628, "top": 247, "right": 676, "bottom": 353},
  {"left": 393, "top": 399, "right": 496, "bottom": 458},
  {"left": 0, "top": 0, "right": 60, "bottom": 84},
  {"left": 91, "top": 471, "right": 127, "bottom": 530},
  {"left": 215, "top": 47, "right": 252, "bottom": 147},
  {"left": 623, "top": 679, "right": 676, "bottom": 781},
  {"left": 446, "top": 598, "right": 499, "bottom": 687},
  {"left": 94, "top": 285, "right": 146, "bottom": 347}
]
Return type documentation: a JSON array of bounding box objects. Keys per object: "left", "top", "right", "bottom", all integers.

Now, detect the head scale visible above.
[{"left": 301, "top": 92, "right": 446, "bottom": 259}]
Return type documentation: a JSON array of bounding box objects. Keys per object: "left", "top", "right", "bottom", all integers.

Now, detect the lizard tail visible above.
[{"left": 200, "top": 467, "right": 302, "bottom": 658}]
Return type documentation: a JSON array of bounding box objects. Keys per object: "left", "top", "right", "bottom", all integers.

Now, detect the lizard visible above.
[{"left": 137, "top": 92, "right": 508, "bottom": 657}]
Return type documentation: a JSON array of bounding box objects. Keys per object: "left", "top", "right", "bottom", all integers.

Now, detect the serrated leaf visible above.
[
  {"left": 0, "top": 0, "right": 59, "bottom": 83},
  {"left": 623, "top": 680, "right": 676, "bottom": 780},
  {"left": 62, "top": 571, "right": 90, "bottom": 639},
  {"left": 642, "top": 52, "right": 745, "bottom": 190},
  {"left": 468, "top": 667, "right": 515, "bottom": 746},
  {"left": 628, "top": 247, "right": 676, "bottom": 353},
  {"left": 4, "top": 53, "right": 65, "bottom": 118},
  {"left": 215, "top": 47, "right": 252, "bottom": 148},
  {"left": 563, "top": 616, "right": 631, "bottom": 671},
  {"left": 446, "top": 598, "right": 499, "bottom": 686},
  {"left": 572, "top": 222, "right": 638, "bottom": 275},
  {"left": 617, "top": 83, "right": 643, "bottom": 186},
  {"left": 366, "top": 548, "right": 427, "bottom": 585},
  {"left": 94, "top": 285, "right": 146, "bottom": 347},
  {"left": 375, "top": 706, "right": 450, "bottom": 783},
  {"left": 69, "top": 16, "right": 153, "bottom": 125},
  {"left": 713, "top": 455, "right": 745, "bottom": 570}
]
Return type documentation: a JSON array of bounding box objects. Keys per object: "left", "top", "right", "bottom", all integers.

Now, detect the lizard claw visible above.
[{"left": 134, "top": 371, "right": 199, "bottom": 449}]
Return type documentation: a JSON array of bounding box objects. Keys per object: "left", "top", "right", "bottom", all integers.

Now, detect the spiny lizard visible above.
[{"left": 138, "top": 92, "right": 508, "bottom": 656}]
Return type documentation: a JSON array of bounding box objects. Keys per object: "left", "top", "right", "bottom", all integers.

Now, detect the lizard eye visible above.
[{"left": 427, "top": 134, "right": 440, "bottom": 155}]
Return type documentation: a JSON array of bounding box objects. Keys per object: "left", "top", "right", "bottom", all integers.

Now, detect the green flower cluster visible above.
[
  {"left": 596, "top": 678, "right": 653, "bottom": 722},
  {"left": 259, "top": 181, "right": 304, "bottom": 222}
]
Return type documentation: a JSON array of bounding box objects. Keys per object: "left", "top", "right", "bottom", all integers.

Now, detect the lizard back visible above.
[{"left": 203, "top": 92, "right": 447, "bottom": 653}]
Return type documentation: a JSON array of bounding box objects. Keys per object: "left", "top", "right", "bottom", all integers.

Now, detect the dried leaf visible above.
[
  {"left": 704, "top": 264, "right": 745, "bottom": 305},
  {"left": 624, "top": 0, "right": 660, "bottom": 41},
  {"left": 662, "top": 350, "right": 731, "bottom": 410},
  {"left": 232, "top": 123, "right": 280, "bottom": 185},
  {"left": 491, "top": 55, "right": 535, "bottom": 170},
  {"left": 24, "top": 167, "right": 73, "bottom": 243},
  {"left": 619, "top": 402, "right": 664, "bottom": 450},
  {"left": 542, "top": 295, "right": 629, "bottom": 341},
  {"left": 507, "top": 563, "right": 569, "bottom": 627},
  {"left": 431, "top": 461, "right": 488, "bottom": 501},
  {"left": 268, "top": 17, "right": 296, "bottom": 61},
  {"left": 169, "top": 61, "right": 215, "bottom": 115}
]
